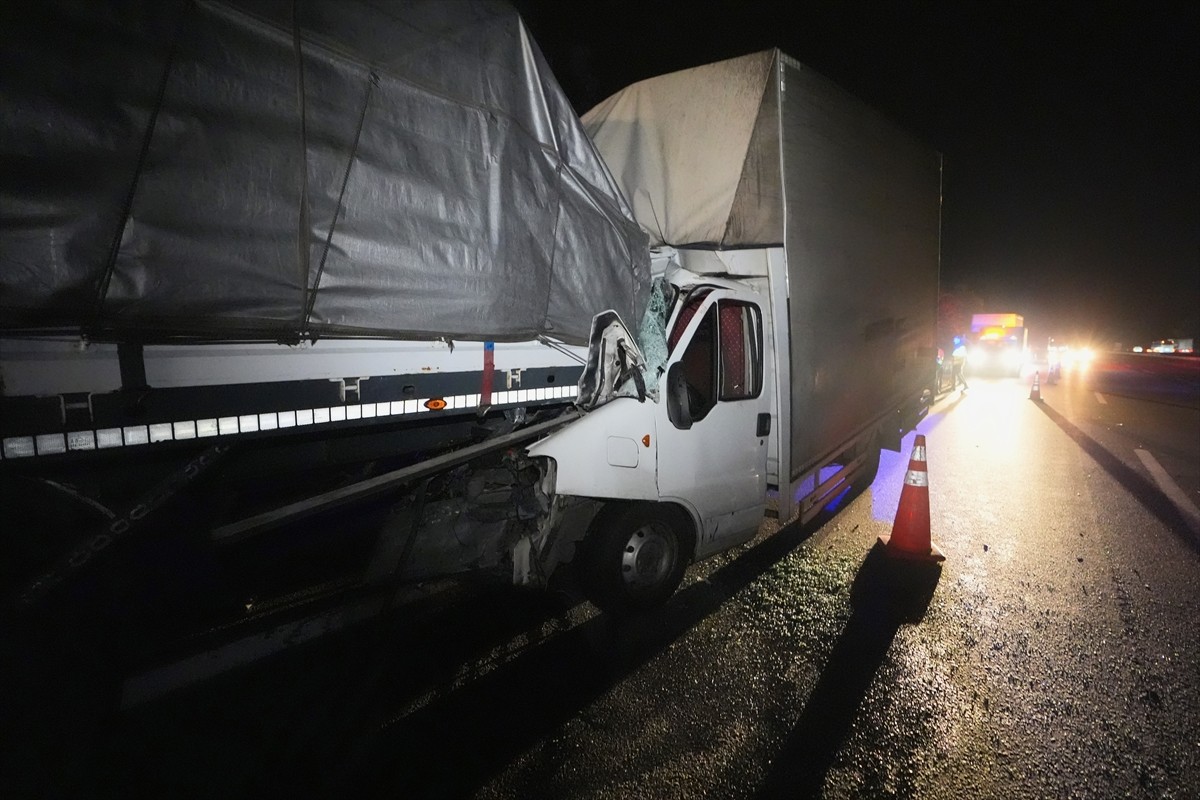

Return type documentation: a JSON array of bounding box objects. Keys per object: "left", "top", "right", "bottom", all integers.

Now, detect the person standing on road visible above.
[{"left": 952, "top": 335, "right": 968, "bottom": 391}]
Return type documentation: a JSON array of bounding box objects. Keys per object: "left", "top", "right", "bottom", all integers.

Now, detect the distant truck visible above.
[
  {"left": 1146, "top": 338, "right": 1195, "bottom": 354},
  {"left": 968, "top": 313, "right": 1028, "bottom": 377},
  {"left": 1, "top": 4, "right": 941, "bottom": 617}
]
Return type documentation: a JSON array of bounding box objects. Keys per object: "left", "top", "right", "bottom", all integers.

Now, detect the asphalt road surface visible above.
[{"left": 5, "top": 356, "right": 1199, "bottom": 799}]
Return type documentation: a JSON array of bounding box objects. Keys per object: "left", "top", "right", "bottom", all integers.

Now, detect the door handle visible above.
[{"left": 756, "top": 413, "right": 771, "bottom": 437}]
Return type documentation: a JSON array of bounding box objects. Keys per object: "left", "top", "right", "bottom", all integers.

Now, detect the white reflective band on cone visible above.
[
  {"left": 911, "top": 445, "right": 927, "bottom": 462},
  {"left": 904, "top": 470, "right": 929, "bottom": 488}
]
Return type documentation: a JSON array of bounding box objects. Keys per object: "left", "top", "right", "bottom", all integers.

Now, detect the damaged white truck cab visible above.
[{"left": 527, "top": 258, "right": 776, "bottom": 612}]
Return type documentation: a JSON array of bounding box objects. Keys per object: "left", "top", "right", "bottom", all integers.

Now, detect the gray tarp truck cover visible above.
[
  {"left": 583, "top": 50, "right": 942, "bottom": 477},
  {"left": 0, "top": 0, "right": 648, "bottom": 345}
]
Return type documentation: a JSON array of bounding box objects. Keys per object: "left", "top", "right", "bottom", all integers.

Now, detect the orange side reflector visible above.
[
  {"left": 425, "top": 398, "right": 447, "bottom": 411},
  {"left": 641, "top": 434, "right": 651, "bottom": 447}
]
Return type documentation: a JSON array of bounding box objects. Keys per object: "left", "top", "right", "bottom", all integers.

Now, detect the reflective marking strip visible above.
[
  {"left": 904, "top": 469, "right": 929, "bottom": 488},
  {"left": 37, "top": 433, "right": 67, "bottom": 455},
  {"left": 3, "top": 437, "right": 36, "bottom": 458},
  {"left": 68, "top": 430, "right": 96, "bottom": 451},
  {"left": 911, "top": 445, "right": 927, "bottom": 462},
  {"left": 4, "top": 384, "right": 574, "bottom": 457},
  {"left": 1095, "top": 392, "right": 1107, "bottom": 405},
  {"left": 97, "top": 428, "right": 124, "bottom": 448}
]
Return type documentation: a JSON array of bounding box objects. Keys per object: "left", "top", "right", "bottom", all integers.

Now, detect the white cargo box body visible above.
[{"left": 584, "top": 50, "right": 942, "bottom": 483}]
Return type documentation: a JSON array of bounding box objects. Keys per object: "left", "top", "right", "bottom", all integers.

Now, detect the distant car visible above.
[{"left": 1149, "top": 339, "right": 1177, "bottom": 353}]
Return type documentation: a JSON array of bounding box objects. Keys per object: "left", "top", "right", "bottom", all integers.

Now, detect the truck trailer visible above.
[
  {"left": 2, "top": 2, "right": 940, "bottom": 620},
  {"left": 0, "top": 0, "right": 643, "bottom": 609}
]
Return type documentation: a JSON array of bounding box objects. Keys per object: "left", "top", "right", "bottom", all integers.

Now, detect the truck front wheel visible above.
[{"left": 581, "top": 503, "right": 690, "bottom": 615}]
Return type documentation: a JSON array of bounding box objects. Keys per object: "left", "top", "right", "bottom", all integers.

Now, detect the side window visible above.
[
  {"left": 667, "top": 289, "right": 711, "bottom": 354},
  {"left": 669, "top": 297, "right": 763, "bottom": 424},
  {"left": 718, "top": 301, "right": 762, "bottom": 400},
  {"left": 676, "top": 304, "right": 719, "bottom": 421}
]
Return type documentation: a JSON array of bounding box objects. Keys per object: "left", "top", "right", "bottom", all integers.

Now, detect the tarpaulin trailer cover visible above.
[
  {"left": 0, "top": 0, "right": 648, "bottom": 345},
  {"left": 584, "top": 50, "right": 942, "bottom": 478}
]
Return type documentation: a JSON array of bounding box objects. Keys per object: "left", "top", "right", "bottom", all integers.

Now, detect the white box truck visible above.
[{"left": 512, "top": 49, "right": 942, "bottom": 612}]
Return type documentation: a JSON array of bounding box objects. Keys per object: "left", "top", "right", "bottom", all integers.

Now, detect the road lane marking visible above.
[
  {"left": 1095, "top": 392, "right": 1108, "bottom": 404},
  {"left": 1134, "top": 448, "right": 1200, "bottom": 534}
]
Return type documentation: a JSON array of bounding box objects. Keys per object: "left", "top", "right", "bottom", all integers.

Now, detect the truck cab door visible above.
[{"left": 656, "top": 288, "right": 769, "bottom": 557}]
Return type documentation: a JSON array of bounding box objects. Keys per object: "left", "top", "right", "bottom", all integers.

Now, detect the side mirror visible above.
[{"left": 666, "top": 362, "right": 692, "bottom": 430}]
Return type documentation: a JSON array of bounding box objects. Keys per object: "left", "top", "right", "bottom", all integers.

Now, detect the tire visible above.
[{"left": 580, "top": 503, "right": 690, "bottom": 616}]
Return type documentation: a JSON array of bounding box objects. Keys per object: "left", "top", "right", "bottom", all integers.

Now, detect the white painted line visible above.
[
  {"left": 1095, "top": 392, "right": 1108, "bottom": 405},
  {"left": 1135, "top": 448, "right": 1200, "bottom": 534}
]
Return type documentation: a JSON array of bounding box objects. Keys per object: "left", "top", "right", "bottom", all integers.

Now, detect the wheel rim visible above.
[{"left": 620, "top": 522, "right": 676, "bottom": 589}]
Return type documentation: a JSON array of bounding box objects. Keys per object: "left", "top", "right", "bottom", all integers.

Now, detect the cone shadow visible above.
[{"left": 755, "top": 544, "right": 940, "bottom": 798}]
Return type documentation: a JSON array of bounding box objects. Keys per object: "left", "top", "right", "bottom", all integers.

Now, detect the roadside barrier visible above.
[{"left": 878, "top": 434, "right": 945, "bottom": 562}]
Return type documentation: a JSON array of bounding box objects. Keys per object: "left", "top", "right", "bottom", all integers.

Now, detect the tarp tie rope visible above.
[
  {"left": 91, "top": 0, "right": 192, "bottom": 332},
  {"left": 292, "top": 0, "right": 313, "bottom": 340},
  {"left": 304, "top": 71, "right": 378, "bottom": 336}
]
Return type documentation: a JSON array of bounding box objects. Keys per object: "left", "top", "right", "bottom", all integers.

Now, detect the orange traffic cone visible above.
[
  {"left": 878, "top": 434, "right": 945, "bottom": 562},
  {"left": 1029, "top": 370, "right": 1042, "bottom": 401}
]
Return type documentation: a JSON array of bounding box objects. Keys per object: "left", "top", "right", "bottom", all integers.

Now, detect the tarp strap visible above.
[
  {"left": 481, "top": 341, "right": 495, "bottom": 407},
  {"left": 92, "top": 0, "right": 192, "bottom": 329},
  {"left": 304, "top": 71, "right": 377, "bottom": 335}
]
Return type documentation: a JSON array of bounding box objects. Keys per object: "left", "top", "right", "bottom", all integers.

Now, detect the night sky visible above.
[{"left": 511, "top": 0, "right": 1198, "bottom": 348}]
